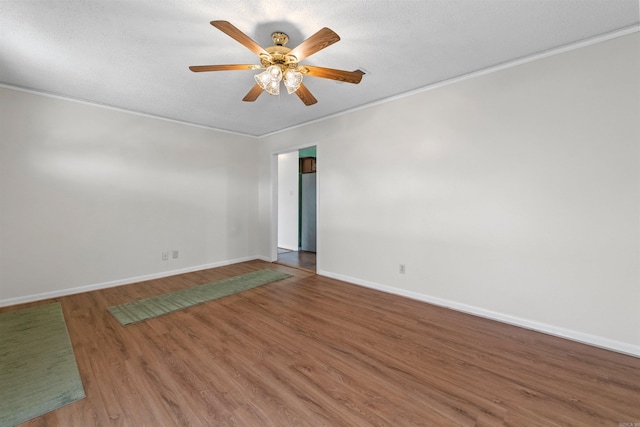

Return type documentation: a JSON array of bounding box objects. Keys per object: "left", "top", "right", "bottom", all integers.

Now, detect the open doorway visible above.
[{"left": 276, "top": 147, "right": 317, "bottom": 272}]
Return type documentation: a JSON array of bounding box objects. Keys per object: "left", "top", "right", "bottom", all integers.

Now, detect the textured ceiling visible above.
[{"left": 1, "top": 1, "right": 638, "bottom": 137}]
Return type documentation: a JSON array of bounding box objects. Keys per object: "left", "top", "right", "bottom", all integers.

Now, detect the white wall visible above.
[
  {"left": 277, "top": 152, "right": 299, "bottom": 250},
  {"left": 0, "top": 87, "right": 259, "bottom": 304},
  {"left": 259, "top": 33, "right": 640, "bottom": 355}
]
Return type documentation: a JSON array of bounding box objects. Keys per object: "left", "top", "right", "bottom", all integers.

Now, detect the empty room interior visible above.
[{"left": 1, "top": 1, "right": 639, "bottom": 426}]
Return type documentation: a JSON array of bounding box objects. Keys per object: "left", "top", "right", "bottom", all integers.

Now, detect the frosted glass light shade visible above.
[
  {"left": 254, "top": 65, "right": 283, "bottom": 95},
  {"left": 283, "top": 69, "right": 303, "bottom": 94}
]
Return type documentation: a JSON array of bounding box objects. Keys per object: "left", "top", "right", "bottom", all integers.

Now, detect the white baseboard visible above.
[
  {"left": 318, "top": 269, "right": 640, "bottom": 358},
  {"left": 0, "top": 256, "right": 264, "bottom": 308}
]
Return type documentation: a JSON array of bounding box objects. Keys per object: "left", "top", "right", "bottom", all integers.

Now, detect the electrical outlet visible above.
[
  {"left": 399, "top": 264, "right": 406, "bottom": 274},
  {"left": 172, "top": 250, "right": 179, "bottom": 259},
  {"left": 162, "top": 251, "right": 169, "bottom": 261}
]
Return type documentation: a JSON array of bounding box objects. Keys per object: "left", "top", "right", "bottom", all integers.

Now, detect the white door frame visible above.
[{"left": 270, "top": 143, "right": 319, "bottom": 267}]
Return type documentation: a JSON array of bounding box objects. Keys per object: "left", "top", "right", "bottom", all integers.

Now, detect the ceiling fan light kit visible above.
[{"left": 189, "top": 21, "right": 364, "bottom": 106}]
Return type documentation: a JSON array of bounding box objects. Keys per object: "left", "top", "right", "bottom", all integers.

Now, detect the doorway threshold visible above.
[{"left": 275, "top": 249, "right": 316, "bottom": 273}]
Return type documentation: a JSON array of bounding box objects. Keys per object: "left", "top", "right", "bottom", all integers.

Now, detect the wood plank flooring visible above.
[
  {"left": 276, "top": 249, "right": 317, "bottom": 272},
  {"left": 3, "top": 260, "right": 639, "bottom": 426}
]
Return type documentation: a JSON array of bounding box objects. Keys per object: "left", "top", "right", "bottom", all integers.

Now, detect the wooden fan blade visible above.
[
  {"left": 210, "top": 21, "right": 269, "bottom": 56},
  {"left": 243, "top": 83, "right": 263, "bottom": 102},
  {"left": 295, "top": 83, "right": 318, "bottom": 106},
  {"left": 302, "top": 66, "right": 364, "bottom": 84},
  {"left": 287, "top": 28, "right": 340, "bottom": 62},
  {"left": 189, "top": 64, "right": 260, "bottom": 72}
]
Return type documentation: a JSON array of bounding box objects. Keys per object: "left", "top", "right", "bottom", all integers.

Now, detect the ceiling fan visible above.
[{"left": 189, "top": 21, "right": 364, "bottom": 106}]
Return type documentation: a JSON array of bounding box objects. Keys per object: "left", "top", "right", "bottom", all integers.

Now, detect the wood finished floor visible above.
[
  {"left": 276, "top": 249, "right": 317, "bottom": 272},
  {"left": 4, "top": 260, "right": 640, "bottom": 426}
]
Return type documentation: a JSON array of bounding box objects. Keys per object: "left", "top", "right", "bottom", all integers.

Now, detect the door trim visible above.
[{"left": 270, "top": 144, "right": 319, "bottom": 269}]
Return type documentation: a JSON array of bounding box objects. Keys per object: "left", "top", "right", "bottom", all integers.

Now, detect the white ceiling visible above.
[{"left": 1, "top": 1, "right": 638, "bottom": 137}]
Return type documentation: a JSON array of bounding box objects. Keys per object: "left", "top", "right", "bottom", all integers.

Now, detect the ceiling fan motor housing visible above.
[{"left": 261, "top": 32, "right": 298, "bottom": 70}]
